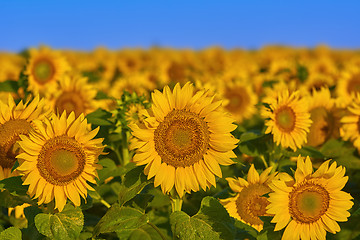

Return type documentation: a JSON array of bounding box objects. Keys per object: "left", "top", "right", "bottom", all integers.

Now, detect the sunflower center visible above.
[
  {"left": 33, "top": 59, "right": 55, "bottom": 84},
  {"left": 37, "top": 135, "right": 86, "bottom": 185},
  {"left": 0, "top": 119, "right": 32, "bottom": 169},
  {"left": 225, "top": 87, "right": 250, "bottom": 113},
  {"left": 55, "top": 91, "right": 85, "bottom": 117},
  {"left": 236, "top": 183, "right": 271, "bottom": 226},
  {"left": 289, "top": 181, "right": 330, "bottom": 223},
  {"left": 275, "top": 106, "right": 296, "bottom": 132},
  {"left": 154, "top": 109, "right": 210, "bottom": 168}
]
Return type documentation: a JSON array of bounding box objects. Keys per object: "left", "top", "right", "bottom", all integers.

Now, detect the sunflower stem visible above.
[
  {"left": 121, "top": 131, "right": 130, "bottom": 166},
  {"left": 260, "top": 155, "right": 268, "bottom": 168},
  {"left": 46, "top": 200, "right": 56, "bottom": 214},
  {"left": 147, "top": 222, "right": 167, "bottom": 240},
  {"left": 170, "top": 189, "right": 183, "bottom": 212},
  {"left": 100, "top": 199, "right": 111, "bottom": 208}
]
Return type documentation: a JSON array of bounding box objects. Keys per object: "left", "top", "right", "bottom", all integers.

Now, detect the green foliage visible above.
[
  {"left": 321, "top": 139, "right": 360, "bottom": 170},
  {"left": 238, "top": 132, "right": 268, "bottom": 157},
  {"left": 170, "top": 197, "right": 235, "bottom": 240},
  {"left": 118, "top": 166, "right": 152, "bottom": 206},
  {"left": 0, "top": 176, "right": 29, "bottom": 196},
  {"left": 1, "top": 49, "right": 359, "bottom": 240},
  {"left": 296, "top": 64, "right": 309, "bottom": 82},
  {"left": 93, "top": 204, "right": 150, "bottom": 238},
  {"left": 86, "top": 108, "right": 114, "bottom": 126},
  {"left": 0, "top": 80, "right": 18, "bottom": 93},
  {"left": 0, "top": 227, "right": 22, "bottom": 240},
  {"left": 35, "top": 205, "right": 84, "bottom": 240}
]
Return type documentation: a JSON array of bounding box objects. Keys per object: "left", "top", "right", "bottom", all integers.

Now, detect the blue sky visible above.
[{"left": 0, "top": 1, "right": 359, "bottom": 52}]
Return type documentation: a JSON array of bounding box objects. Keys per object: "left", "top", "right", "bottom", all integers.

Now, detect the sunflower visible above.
[
  {"left": 340, "top": 94, "right": 360, "bottom": 153},
  {"left": 16, "top": 112, "right": 104, "bottom": 211},
  {"left": 25, "top": 46, "right": 70, "bottom": 94},
  {"left": 129, "top": 82, "right": 238, "bottom": 198},
  {"left": 125, "top": 103, "right": 150, "bottom": 126},
  {"left": 262, "top": 80, "right": 297, "bottom": 104},
  {"left": 267, "top": 156, "right": 353, "bottom": 240},
  {"left": 220, "top": 165, "right": 276, "bottom": 231},
  {"left": 336, "top": 65, "right": 360, "bottom": 105},
  {"left": 301, "top": 73, "right": 334, "bottom": 94},
  {"left": 0, "top": 53, "right": 25, "bottom": 82},
  {"left": 109, "top": 73, "right": 153, "bottom": 98},
  {"left": 47, "top": 74, "right": 98, "bottom": 117},
  {"left": 305, "top": 88, "right": 340, "bottom": 147},
  {"left": 263, "top": 90, "right": 312, "bottom": 151},
  {"left": 218, "top": 80, "right": 258, "bottom": 123},
  {"left": 0, "top": 95, "right": 49, "bottom": 179}
]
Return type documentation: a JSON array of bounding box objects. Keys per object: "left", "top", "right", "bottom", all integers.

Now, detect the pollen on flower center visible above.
[
  {"left": 33, "top": 59, "right": 55, "bottom": 83},
  {"left": 37, "top": 135, "right": 86, "bottom": 185},
  {"left": 0, "top": 119, "right": 32, "bottom": 168},
  {"left": 236, "top": 183, "right": 271, "bottom": 226},
  {"left": 154, "top": 109, "right": 210, "bottom": 168},
  {"left": 275, "top": 106, "right": 296, "bottom": 132},
  {"left": 289, "top": 182, "right": 330, "bottom": 223},
  {"left": 55, "top": 91, "right": 85, "bottom": 117},
  {"left": 50, "top": 149, "right": 79, "bottom": 176},
  {"left": 172, "top": 128, "right": 191, "bottom": 148}
]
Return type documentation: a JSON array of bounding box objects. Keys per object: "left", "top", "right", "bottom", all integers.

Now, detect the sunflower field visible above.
[{"left": 0, "top": 46, "right": 359, "bottom": 240}]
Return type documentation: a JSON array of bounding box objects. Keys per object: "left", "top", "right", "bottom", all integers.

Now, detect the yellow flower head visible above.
[
  {"left": 305, "top": 87, "right": 340, "bottom": 147},
  {"left": 109, "top": 73, "right": 153, "bottom": 98},
  {"left": 220, "top": 165, "right": 276, "bottom": 231},
  {"left": 0, "top": 94, "right": 49, "bottom": 179},
  {"left": 301, "top": 72, "right": 334, "bottom": 94},
  {"left": 25, "top": 46, "right": 70, "bottom": 94},
  {"left": 16, "top": 112, "right": 104, "bottom": 211},
  {"left": 0, "top": 53, "right": 25, "bottom": 82},
  {"left": 267, "top": 156, "right": 353, "bottom": 240},
  {"left": 219, "top": 80, "right": 258, "bottom": 123},
  {"left": 48, "top": 74, "right": 98, "bottom": 117},
  {"left": 263, "top": 90, "right": 312, "bottom": 151},
  {"left": 129, "top": 82, "right": 238, "bottom": 197},
  {"left": 340, "top": 94, "right": 360, "bottom": 153},
  {"left": 336, "top": 65, "right": 360, "bottom": 105},
  {"left": 125, "top": 103, "right": 150, "bottom": 126}
]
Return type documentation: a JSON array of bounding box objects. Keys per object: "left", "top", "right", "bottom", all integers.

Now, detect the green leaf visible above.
[
  {"left": 282, "top": 146, "right": 324, "bottom": 159},
  {"left": 0, "top": 80, "right": 18, "bottom": 93},
  {"left": 118, "top": 166, "right": 152, "bottom": 206},
  {"left": 296, "top": 64, "right": 308, "bottom": 82},
  {"left": 240, "top": 132, "right": 264, "bottom": 142},
  {"left": 258, "top": 216, "right": 281, "bottom": 240},
  {"left": 86, "top": 108, "right": 113, "bottom": 126},
  {"left": 127, "top": 223, "right": 168, "bottom": 240},
  {"left": 320, "top": 139, "right": 353, "bottom": 158},
  {"left": 93, "top": 204, "right": 148, "bottom": 237},
  {"left": 238, "top": 132, "right": 268, "bottom": 157},
  {"left": 0, "top": 190, "right": 32, "bottom": 208},
  {"left": 0, "top": 176, "right": 29, "bottom": 196},
  {"left": 95, "top": 90, "right": 110, "bottom": 100},
  {"left": 23, "top": 206, "right": 43, "bottom": 240},
  {"left": 0, "top": 227, "right": 22, "bottom": 240},
  {"left": 170, "top": 196, "right": 235, "bottom": 240},
  {"left": 321, "top": 139, "right": 360, "bottom": 169},
  {"left": 35, "top": 204, "right": 84, "bottom": 240}
]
